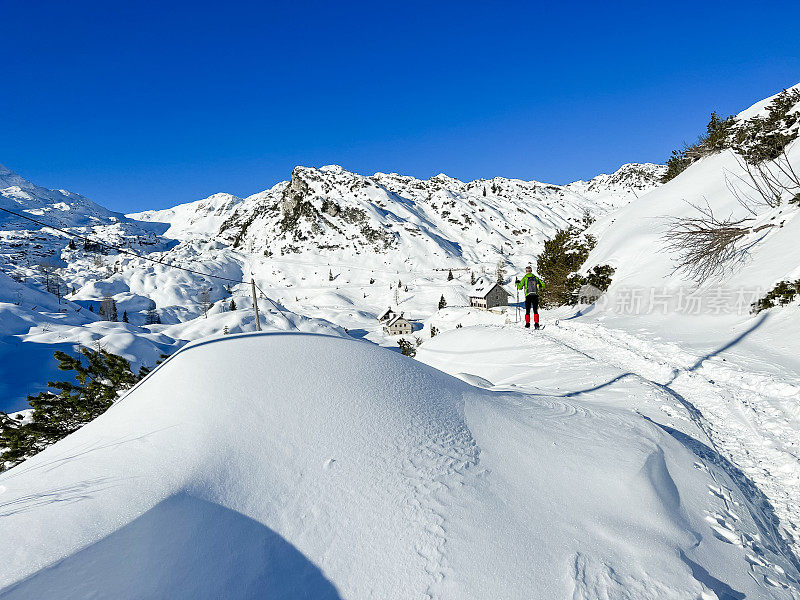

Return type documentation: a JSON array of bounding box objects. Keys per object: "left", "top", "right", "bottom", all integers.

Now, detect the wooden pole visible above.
[{"left": 251, "top": 278, "right": 262, "bottom": 332}]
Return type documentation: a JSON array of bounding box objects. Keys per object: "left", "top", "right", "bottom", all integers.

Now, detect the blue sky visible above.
[{"left": 2, "top": 0, "right": 798, "bottom": 212}]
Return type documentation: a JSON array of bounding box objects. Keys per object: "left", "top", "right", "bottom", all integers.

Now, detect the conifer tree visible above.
[
  {"left": 438, "top": 295, "right": 447, "bottom": 310},
  {"left": 145, "top": 300, "right": 159, "bottom": 325},
  {"left": 199, "top": 288, "right": 211, "bottom": 318},
  {"left": 447, "top": 269, "right": 454, "bottom": 281},
  {"left": 99, "top": 295, "right": 118, "bottom": 321},
  {"left": 0, "top": 348, "right": 139, "bottom": 470},
  {"left": 229, "top": 299, "right": 237, "bottom": 311},
  {"left": 496, "top": 261, "right": 506, "bottom": 284},
  {"left": 397, "top": 338, "right": 416, "bottom": 357}
]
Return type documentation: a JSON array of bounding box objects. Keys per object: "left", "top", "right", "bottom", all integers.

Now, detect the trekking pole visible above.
[{"left": 515, "top": 285, "right": 519, "bottom": 323}]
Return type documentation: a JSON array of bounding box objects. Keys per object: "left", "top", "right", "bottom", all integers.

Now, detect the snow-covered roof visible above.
[
  {"left": 377, "top": 307, "right": 395, "bottom": 320},
  {"left": 469, "top": 277, "right": 510, "bottom": 298},
  {"left": 386, "top": 314, "right": 410, "bottom": 327}
]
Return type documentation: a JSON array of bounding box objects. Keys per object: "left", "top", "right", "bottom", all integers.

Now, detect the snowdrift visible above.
[{"left": 0, "top": 333, "right": 794, "bottom": 598}]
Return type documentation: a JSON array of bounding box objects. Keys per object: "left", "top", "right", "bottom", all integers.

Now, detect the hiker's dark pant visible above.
[{"left": 525, "top": 294, "right": 539, "bottom": 325}]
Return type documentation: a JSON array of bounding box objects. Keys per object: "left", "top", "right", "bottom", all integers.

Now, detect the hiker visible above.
[{"left": 516, "top": 266, "right": 544, "bottom": 329}]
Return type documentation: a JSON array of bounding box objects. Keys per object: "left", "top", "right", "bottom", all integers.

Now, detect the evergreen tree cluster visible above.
[
  {"left": 662, "top": 112, "right": 736, "bottom": 183},
  {"left": 752, "top": 279, "right": 800, "bottom": 313},
  {"left": 662, "top": 89, "right": 800, "bottom": 183},
  {"left": 0, "top": 348, "right": 145, "bottom": 471},
  {"left": 536, "top": 227, "right": 613, "bottom": 306}
]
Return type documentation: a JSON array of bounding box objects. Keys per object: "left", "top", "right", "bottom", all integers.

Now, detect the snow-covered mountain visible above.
[
  {"left": 131, "top": 162, "right": 664, "bottom": 270},
  {"left": 0, "top": 164, "right": 171, "bottom": 284},
  {"left": 0, "top": 164, "right": 122, "bottom": 229},
  {"left": 582, "top": 84, "right": 800, "bottom": 329}
]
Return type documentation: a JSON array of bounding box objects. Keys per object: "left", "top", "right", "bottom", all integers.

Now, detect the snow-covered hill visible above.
[{"left": 1, "top": 332, "right": 795, "bottom": 598}]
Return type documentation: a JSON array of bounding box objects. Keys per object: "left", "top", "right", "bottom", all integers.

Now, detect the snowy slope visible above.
[
  {"left": 0, "top": 164, "right": 122, "bottom": 229},
  {"left": 546, "top": 84, "right": 800, "bottom": 572},
  {"left": 0, "top": 164, "right": 170, "bottom": 288},
  {"left": 584, "top": 83, "right": 800, "bottom": 299},
  {"left": 0, "top": 266, "right": 344, "bottom": 412},
  {"left": 1, "top": 332, "right": 795, "bottom": 598},
  {"left": 130, "top": 192, "right": 244, "bottom": 239}
]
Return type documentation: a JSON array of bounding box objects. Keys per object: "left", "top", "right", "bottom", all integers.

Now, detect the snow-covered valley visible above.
[{"left": 1, "top": 83, "right": 800, "bottom": 598}]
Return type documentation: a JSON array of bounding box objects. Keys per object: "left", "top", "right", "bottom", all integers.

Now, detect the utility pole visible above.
[{"left": 251, "top": 278, "right": 262, "bottom": 332}]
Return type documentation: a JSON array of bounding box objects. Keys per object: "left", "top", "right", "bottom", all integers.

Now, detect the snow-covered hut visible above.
[
  {"left": 469, "top": 278, "right": 510, "bottom": 310},
  {"left": 384, "top": 314, "right": 413, "bottom": 336}
]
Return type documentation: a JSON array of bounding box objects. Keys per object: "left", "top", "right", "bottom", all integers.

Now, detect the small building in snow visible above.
[
  {"left": 577, "top": 284, "right": 604, "bottom": 305},
  {"left": 469, "top": 278, "right": 510, "bottom": 310},
  {"left": 384, "top": 314, "right": 413, "bottom": 336},
  {"left": 377, "top": 307, "right": 397, "bottom": 323}
]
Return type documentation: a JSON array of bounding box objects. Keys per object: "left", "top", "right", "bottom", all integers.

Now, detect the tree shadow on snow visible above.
[{"left": 0, "top": 492, "right": 343, "bottom": 600}]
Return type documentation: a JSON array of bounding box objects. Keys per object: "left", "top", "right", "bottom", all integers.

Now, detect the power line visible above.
[
  {"left": 0, "top": 205, "right": 301, "bottom": 330},
  {"left": 253, "top": 281, "right": 301, "bottom": 331}
]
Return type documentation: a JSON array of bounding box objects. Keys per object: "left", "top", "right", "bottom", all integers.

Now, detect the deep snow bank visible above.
[{"left": 0, "top": 333, "right": 795, "bottom": 598}]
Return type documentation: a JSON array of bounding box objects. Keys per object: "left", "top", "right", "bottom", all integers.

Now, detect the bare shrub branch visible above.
[
  {"left": 663, "top": 200, "right": 754, "bottom": 283},
  {"left": 725, "top": 146, "right": 800, "bottom": 214}
]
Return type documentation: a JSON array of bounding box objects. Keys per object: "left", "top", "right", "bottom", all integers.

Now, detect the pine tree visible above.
[
  {"left": 496, "top": 261, "right": 506, "bottom": 284},
  {"left": 145, "top": 299, "right": 159, "bottom": 325},
  {"left": 447, "top": 269, "right": 454, "bottom": 281},
  {"left": 470, "top": 271, "right": 476, "bottom": 285},
  {"left": 68, "top": 238, "right": 76, "bottom": 250},
  {"left": 99, "top": 295, "right": 118, "bottom": 321},
  {"left": 438, "top": 295, "right": 447, "bottom": 310},
  {"left": 537, "top": 227, "right": 596, "bottom": 306},
  {"left": 229, "top": 299, "right": 237, "bottom": 311},
  {"left": 0, "top": 348, "right": 139, "bottom": 470},
  {"left": 122, "top": 311, "right": 128, "bottom": 323},
  {"left": 199, "top": 288, "right": 211, "bottom": 318},
  {"left": 329, "top": 270, "right": 334, "bottom": 281},
  {"left": 430, "top": 326, "right": 438, "bottom": 338},
  {"left": 397, "top": 338, "right": 416, "bottom": 357}
]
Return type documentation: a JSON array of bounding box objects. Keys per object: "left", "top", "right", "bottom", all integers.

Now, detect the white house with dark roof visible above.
[
  {"left": 469, "top": 277, "right": 510, "bottom": 310},
  {"left": 384, "top": 313, "right": 413, "bottom": 336}
]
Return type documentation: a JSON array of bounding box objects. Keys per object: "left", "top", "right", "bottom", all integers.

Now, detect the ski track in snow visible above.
[{"left": 543, "top": 319, "right": 800, "bottom": 572}]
